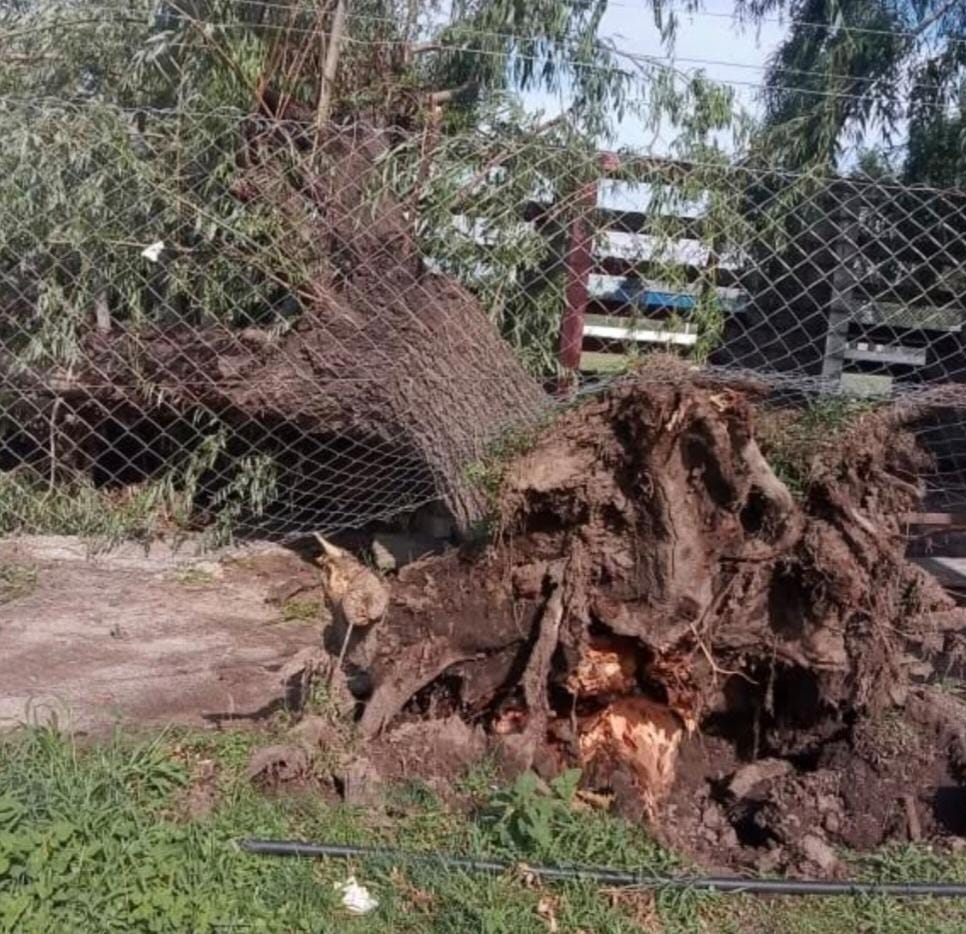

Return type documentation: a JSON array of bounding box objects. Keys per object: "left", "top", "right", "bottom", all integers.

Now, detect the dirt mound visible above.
[{"left": 325, "top": 372, "right": 966, "bottom": 869}]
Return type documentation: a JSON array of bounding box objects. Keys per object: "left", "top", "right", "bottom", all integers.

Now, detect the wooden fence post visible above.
[{"left": 557, "top": 155, "right": 619, "bottom": 394}]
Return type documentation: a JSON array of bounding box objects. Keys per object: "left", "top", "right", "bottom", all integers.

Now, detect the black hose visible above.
[{"left": 237, "top": 839, "right": 966, "bottom": 897}]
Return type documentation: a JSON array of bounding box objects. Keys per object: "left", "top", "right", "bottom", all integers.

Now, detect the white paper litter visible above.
[
  {"left": 140, "top": 240, "right": 165, "bottom": 263},
  {"left": 336, "top": 875, "right": 379, "bottom": 915}
]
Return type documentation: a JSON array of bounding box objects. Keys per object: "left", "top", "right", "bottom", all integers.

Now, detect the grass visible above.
[
  {"left": 862, "top": 708, "right": 920, "bottom": 760},
  {"left": 757, "top": 396, "right": 881, "bottom": 499},
  {"left": 0, "top": 473, "right": 184, "bottom": 546},
  {"left": 4, "top": 727, "right": 966, "bottom": 933},
  {"left": 464, "top": 425, "right": 542, "bottom": 509},
  {"left": 0, "top": 446, "right": 274, "bottom": 550},
  {"left": 281, "top": 598, "right": 324, "bottom": 623},
  {"left": 171, "top": 565, "right": 218, "bottom": 588}
]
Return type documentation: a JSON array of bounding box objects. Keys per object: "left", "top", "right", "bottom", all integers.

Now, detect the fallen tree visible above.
[
  {"left": 50, "top": 109, "right": 548, "bottom": 531},
  {"left": 0, "top": 0, "right": 677, "bottom": 536}
]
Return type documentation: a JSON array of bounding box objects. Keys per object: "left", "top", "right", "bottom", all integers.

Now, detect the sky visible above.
[{"left": 522, "top": 0, "right": 791, "bottom": 149}]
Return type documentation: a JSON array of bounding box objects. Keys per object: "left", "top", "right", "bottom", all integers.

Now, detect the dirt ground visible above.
[
  {"left": 658, "top": 685, "right": 966, "bottom": 874},
  {"left": 0, "top": 535, "right": 324, "bottom": 733}
]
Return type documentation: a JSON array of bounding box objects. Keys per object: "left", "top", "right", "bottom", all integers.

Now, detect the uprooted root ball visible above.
[{"left": 324, "top": 374, "right": 966, "bottom": 867}]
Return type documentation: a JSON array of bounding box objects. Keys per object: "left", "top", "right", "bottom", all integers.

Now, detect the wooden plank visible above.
[
  {"left": 518, "top": 201, "right": 705, "bottom": 238},
  {"left": 853, "top": 300, "right": 962, "bottom": 333},
  {"left": 579, "top": 351, "right": 633, "bottom": 374},
  {"left": 905, "top": 513, "right": 966, "bottom": 528},
  {"left": 839, "top": 372, "right": 893, "bottom": 397},
  {"left": 911, "top": 556, "right": 966, "bottom": 593},
  {"left": 583, "top": 315, "right": 698, "bottom": 347},
  {"left": 844, "top": 341, "right": 927, "bottom": 366},
  {"left": 596, "top": 255, "right": 747, "bottom": 290},
  {"left": 587, "top": 274, "right": 747, "bottom": 314},
  {"left": 593, "top": 207, "right": 705, "bottom": 239},
  {"left": 585, "top": 312, "right": 698, "bottom": 331}
]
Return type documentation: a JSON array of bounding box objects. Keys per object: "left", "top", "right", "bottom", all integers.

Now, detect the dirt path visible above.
[{"left": 0, "top": 536, "right": 323, "bottom": 732}]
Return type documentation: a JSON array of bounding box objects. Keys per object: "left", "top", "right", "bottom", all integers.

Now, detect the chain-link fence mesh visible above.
[{"left": 3, "top": 3, "right": 966, "bottom": 542}]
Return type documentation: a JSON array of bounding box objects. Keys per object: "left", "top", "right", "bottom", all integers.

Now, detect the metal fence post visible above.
[{"left": 557, "top": 174, "right": 599, "bottom": 394}]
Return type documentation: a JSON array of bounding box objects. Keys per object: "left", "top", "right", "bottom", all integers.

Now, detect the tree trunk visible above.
[{"left": 76, "top": 119, "right": 546, "bottom": 532}]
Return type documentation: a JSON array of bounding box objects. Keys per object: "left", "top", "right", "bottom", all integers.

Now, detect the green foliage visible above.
[
  {"left": 905, "top": 89, "right": 966, "bottom": 187},
  {"left": 431, "top": 0, "right": 628, "bottom": 139},
  {"left": 0, "top": 728, "right": 328, "bottom": 933},
  {"left": 0, "top": 0, "right": 756, "bottom": 543},
  {"left": 201, "top": 450, "right": 280, "bottom": 548},
  {"left": 5, "top": 726, "right": 966, "bottom": 932},
  {"left": 0, "top": 2, "right": 300, "bottom": 367},
  {"left": 476, "top": 769, "right": 675, "bottom": 872},
  {"left": 479, "top": 770, "right": 584, "bottom": 859},
  {"left": 758, "top": 395, "right": 880, "bottom": 498},
  {"left": 170, "top": 564, "right": 217, "bottom": 587},
  {"left": 464, "top": 414, "right": 549, "bottom": 506},
  {"left": 0, "top": 728, "right": 675, "bottom": 933},
  {"left": 378, "top": 64, "right": 743, "bottom": 374},
  {"left": 0, "top": 473, "right": 179, "bottom": 543},
  {"left": 280, "top": 597, "right": 322, "bottom": 622}
]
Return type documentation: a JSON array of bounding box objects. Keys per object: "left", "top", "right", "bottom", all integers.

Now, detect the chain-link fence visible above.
[{"left": 3, "top": 3, "right": 966, "bottom": 543}]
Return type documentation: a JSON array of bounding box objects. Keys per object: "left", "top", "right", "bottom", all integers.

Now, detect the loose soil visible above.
[{"left": 317, "top": 367, "right": 966, "bottom": 872}]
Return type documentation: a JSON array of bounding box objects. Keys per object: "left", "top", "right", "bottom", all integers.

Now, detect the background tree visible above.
[{"left": 739, "top": 0, "right": 966, "bottom": 181}]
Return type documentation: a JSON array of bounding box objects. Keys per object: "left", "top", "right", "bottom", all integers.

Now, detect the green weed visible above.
[
  {"left": 4, "top": 727, "right": 966, "bottom": 933},
  {"left": 171, "top": 565, "right": 217, "bottom": 588},
  {"left": 0, "top": 473, "right": 180, "bottom": 545},
  {"left": 758, "top": 396, "right": 880, "bottom": 498},
  {"left": 281, "top": 598, "right": 323, "bottom": 623},
  {"left": 476, "top": 769, "right": 675, "bottom": 871},
  {"left": 455, "top": 755, "right": 502, "bottom": 803},
  {"left": 865, "top": 708, "right": 920, "bottom": 759},
  {"left": 0, "top": 434, "right": 279, "bottom": 549},
  {"left": 464, "top": 425, "right": 541, "bottom": 504},
  {"left": 463, "top": 409, "right": 564, "bottom": 529}
]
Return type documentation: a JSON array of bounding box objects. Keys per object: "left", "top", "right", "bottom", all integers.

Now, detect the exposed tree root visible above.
[{"left": 321, "top": 371, "right": 966, "bottom": 816}]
